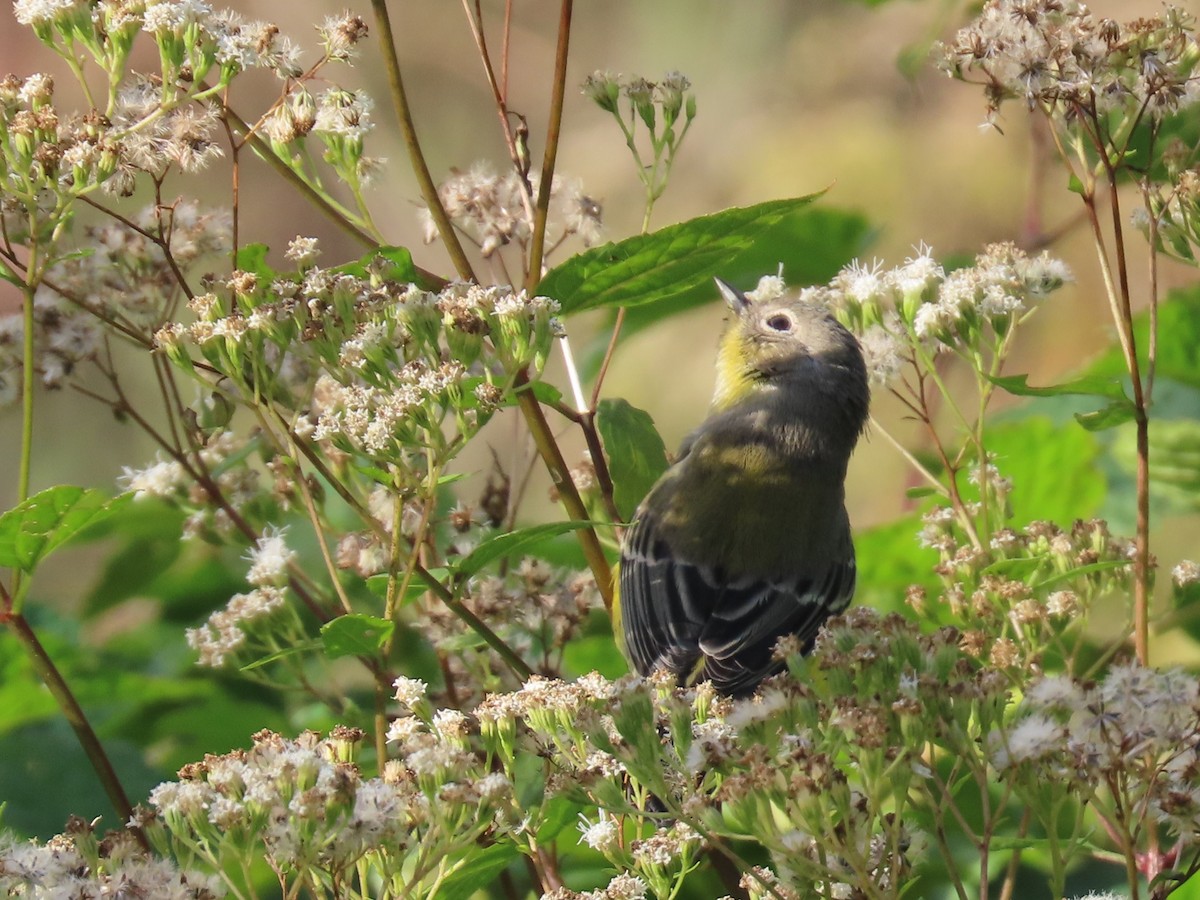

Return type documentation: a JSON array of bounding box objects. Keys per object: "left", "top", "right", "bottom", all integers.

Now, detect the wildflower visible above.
[
  {"left": 1173, "top": 560, "right": 1200, "bottom": 588},
  {"left": 245, "top": 526, "right": 295, "bottom": 586},
  {"left": 285, "top": 235, "right": 321, "bottom": 266},
  {"left": 393, "top": 677, "right": 428, "bottom": 710}
]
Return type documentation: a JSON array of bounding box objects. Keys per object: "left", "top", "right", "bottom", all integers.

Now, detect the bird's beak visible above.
[{"left": 714, "top": 278, "right": 751, "bottom": 316}]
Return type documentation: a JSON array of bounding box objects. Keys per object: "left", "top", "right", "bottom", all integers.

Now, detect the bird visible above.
[{"left": 615, "top": 277, "right": 869, "bottom": 697}]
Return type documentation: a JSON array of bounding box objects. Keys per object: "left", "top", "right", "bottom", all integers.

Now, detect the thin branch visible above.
[
  {"left": 524, "top": 0, "right": 572, "bottom": 291},
  {"left": 368, "top": 0, "right": 475, "bottom": 282},
  {"left": 4, "top": 608, "right": 146, "bottom": 848},
  {"left": 513, "top": 370, "right": 613, "bottom": 610}
]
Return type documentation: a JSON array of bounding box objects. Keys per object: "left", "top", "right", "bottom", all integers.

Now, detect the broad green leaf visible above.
[
  {"left": 987, "top": 416, "right": 1106, "bottom": 524},
  {"left": 990, "top": 372, "right": 1129, "bottom": 401},
  {"left": 1089, "top": 285, "right": 1200, "bottom": 390},
  {"left": 0, "top": 487, "right": 130, "bottom": 574},
  {"left": 437, "top": 843, "right": 520, "bottom": 900},
  {"left": 853, "top": 516, "right": 940, "bottom": 615},
  {"left": 1110, "top": 418, "right": 1200, "bottom": 512},
  {"left": 455, "top": 521, "right": 597, "bottom": 581},
  {"left": 596, "top": 398, "right": 670, "bottom": 520},
  {"left": 538, "top": 196, "right": 828, "bottom": 313},
  {"left": 320, "top": 614, "right": 395, "bottom": 659},
  {"left": 573, "top": 205, "right": 871, "bottom": 378}
]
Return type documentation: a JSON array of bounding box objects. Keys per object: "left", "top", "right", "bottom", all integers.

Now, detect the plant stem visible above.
[
  {"left": 4, "top": 609, "right": 144, "bottom": 846},
  {"left": 513, "top": 370, "right": 613, "bottom": 609},
  {"left": 368, "top": 0, "right": 475, "bottom": 282},
  {"left": 524, "top": 0, "right": 572, "bottom": 291}
]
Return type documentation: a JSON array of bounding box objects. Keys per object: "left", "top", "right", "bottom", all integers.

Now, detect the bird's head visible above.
[{"left": 711, "top": 278, "right": 869, "bottom": 428}]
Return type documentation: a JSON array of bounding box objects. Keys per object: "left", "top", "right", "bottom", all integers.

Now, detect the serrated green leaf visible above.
[
  {"left": 574, "top": 205, "right": 871, "bottom": 378},
  {"left": 0, "top": 487, "right": 131, "bottom": 574},
  {"left": 320, "top": 614, "right": 395, "bottom": 659},
  {"left": 455, "top": 521, "right": 598, "bottom": 581},
  {"left": 595, "top": 398, "right": 669, "bottom": 520},
  {"left": 538, "top": 196, "right": 826, "bottom": 314}
]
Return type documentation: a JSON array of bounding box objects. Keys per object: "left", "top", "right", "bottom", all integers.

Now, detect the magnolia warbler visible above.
[{"left": 616, "top": 278, "right": 869, "bottom": 696}]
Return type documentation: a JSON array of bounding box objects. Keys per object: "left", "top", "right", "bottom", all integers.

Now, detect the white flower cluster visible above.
[
  {"left": 420, "top": 163, "right": 602, "bottom": 257},
  {"left": 143, "top": 726, "right": 515, "bottom": 892},
  {"left": 118, "top": 431, "right": 260, "bottom": 538},
  {"left": 0, "top": 200, "right": 230, "bottom": 408},
  {"left": 185, "top": 584, "right": 286, "bottom": 667},
  {"left": 763, "top": 243, "right": 1071, "bottom": 385},
  {"left": 992, "top": 662, "right": 1200, "bottom": 840},
  {"left": 937, "top": 1, "right": 1200, "bottom": 123},
  {"left": 0, "top": 830, "right": 221, "bottom": 899}
]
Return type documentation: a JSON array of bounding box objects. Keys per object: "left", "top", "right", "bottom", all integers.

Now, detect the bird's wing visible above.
[
  {"left": 620, "top": 504, "right": 856, "bottom": 695},
  {"left": 698, "top": 552, "right": 856, "bottom": 696},
  {"left": 619, "top": 506, "right": 717, "bottom": 680}
]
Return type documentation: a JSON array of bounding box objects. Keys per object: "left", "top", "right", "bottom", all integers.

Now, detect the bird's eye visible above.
[{"left": 765, "top": 312, "right": 793, "bottom": 332}]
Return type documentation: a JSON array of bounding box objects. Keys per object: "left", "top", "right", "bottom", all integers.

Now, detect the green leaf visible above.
[
  {"left": 596, "top": 398, "right": 670, "bottom": 520},
  {"left": 904, "top": 486, "right": 940, "bottom": 500},
  {"left": 853, "top": 516, "right": 941, "bottom": 615},
  {"left": 0, "top": 487, "right": 130, "bottom": 574},
  {"left": 536, "top": 795, "right": 585, "bottom": 842},
  {"left": 990, "top": 372, "right": 1129, "bottom": 401},
  {"left": 365, "top": 567, "right": 450, "bottom": 604},
  {"left": 986, "top": 416, "right": 1106, "bottom": 524},
  {"left": 234, "top": 242, "right": 273, "bottom": 277},
  {"left": 1088, "top": 286, "right": 1200, "bottom": 391},
  {"left": 1074, "top": 400, "right": 1138, "bottom": 431},
  {"left": 514, "top": 378, "right": 563, "bottom": 408},
  {"left": 538, "top": 196, "right": 831, "bottom": 313},
  {"left": 320, "top": 614, "right": 395, "bottom": 659},
  {"left": 1174, "top": 577, "right": 1200, "bottom": 644},
  {"left": 1110, "top": 418, "right": 1200, "bottom": 512},
  {"left": 337, "top": 245, "right": 417, "bottom": 283},
  {"left": 455, "top": 521, "right": 598, "bottom": 581},
  {"left": 437, "top": 843, "right": 519, "bottom": 900},
  {"left": 1032, "top": 560, "right": 1131, "bottom": 592}
]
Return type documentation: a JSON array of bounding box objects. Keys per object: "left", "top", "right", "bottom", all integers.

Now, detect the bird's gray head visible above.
[{"left": 711, "top": 278, "right": 869, "bottom": 439}]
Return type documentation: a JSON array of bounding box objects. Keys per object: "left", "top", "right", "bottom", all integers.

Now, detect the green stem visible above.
[
  {"left": 368, "top": 0, "right": 475, "bottom": 282},
  {"left": 524, "top": 0, "right": 572, "bottom": 292}
]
